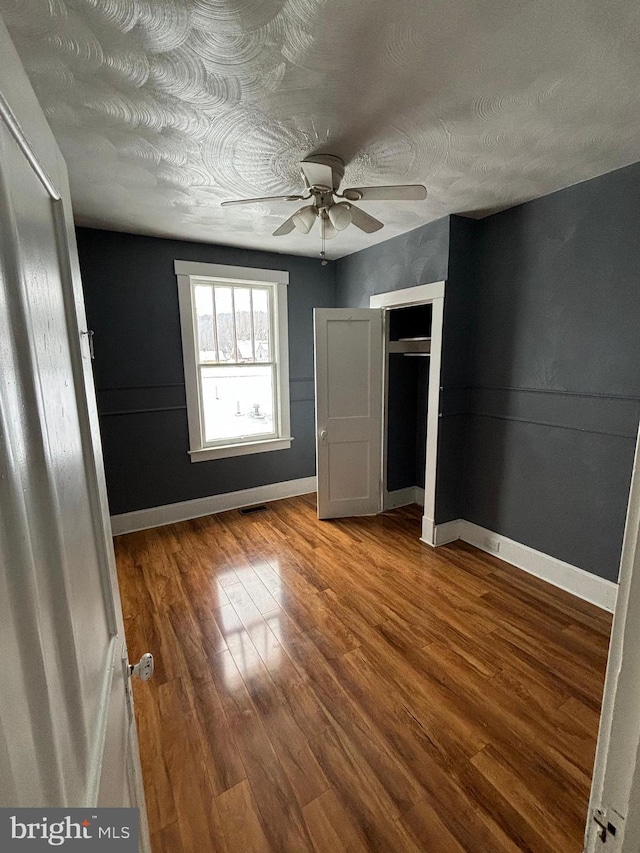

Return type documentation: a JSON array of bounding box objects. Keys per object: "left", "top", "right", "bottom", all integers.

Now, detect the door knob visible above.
[{"left": 319, "top": 429, "right": 327, "bottom": 443}]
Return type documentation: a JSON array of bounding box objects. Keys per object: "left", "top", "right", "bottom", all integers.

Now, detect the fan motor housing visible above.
[{"left": 302, "top": 154, "right": 345, "bottom": 192}]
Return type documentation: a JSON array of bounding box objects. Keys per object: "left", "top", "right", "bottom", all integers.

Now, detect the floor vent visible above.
[{"left": 239, "top": 505, "right": 268, "bottom": 516}]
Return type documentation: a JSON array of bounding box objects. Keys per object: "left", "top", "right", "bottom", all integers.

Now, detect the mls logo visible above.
[{"left": 1, "top": 809, "right": 138, "bottom": 850}]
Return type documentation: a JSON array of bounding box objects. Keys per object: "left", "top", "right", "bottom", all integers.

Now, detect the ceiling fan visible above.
[{"left": 221, "top": 154, "right": 427, "bottom": 260}]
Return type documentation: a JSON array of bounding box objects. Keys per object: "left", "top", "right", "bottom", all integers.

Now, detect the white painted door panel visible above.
[
  {"left": 586, "top": 423, "right": 640, "bottom": 852},
  {"left": 314, "top": 308, "right": 383, "bottom": 519},
  {"left": 0, "top": 18, "right": 149, "bottom": 846}
]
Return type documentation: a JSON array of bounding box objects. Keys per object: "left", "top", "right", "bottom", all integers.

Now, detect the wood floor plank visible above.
[
  {"left": 116, "top": 495, "right": 611, "bottom": 853},
  {"left": 471, "top": 745, "right": 578, "bottom": 853},
  {"left": 399, "top": 796, "right": 469, "bottom": 853},
  {"left": 308, "top": 725, "right": 422, "bottom": 852},
  {"left": 303, "top": 788, "right": 368, "bottom": 853},
  {"left": 154, "top": 679, "right": 228, "bottom": 853},
  {"left": 189, "top": 674, "right": 247, "bottom": 796},
  {"left": 149, "top": 820, "right": 182, "bottom": 853},
  {"left": 216, "top": 780, "right": 272, "bottom": 853},
  {"left": 130, "top": 683, "right": 177, "bottom": 834},
  {"left": 208, "top": 648, "right": 315, "bottom": 851}
]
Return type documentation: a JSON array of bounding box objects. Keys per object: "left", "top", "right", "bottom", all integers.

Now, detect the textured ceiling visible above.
[{"left": 3, "top": 0, "right": 640, "bottom": 259}]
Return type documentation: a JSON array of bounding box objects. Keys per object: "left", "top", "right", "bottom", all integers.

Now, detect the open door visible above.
[
  {"left": 314, "top": 308, "right": 383, "bottom": 519},
  {"left": 585, "top": 422, "right": 640, "bottom": 852},
  {"left": 0, "top": 19, "right": 149, "bottom": 846}
]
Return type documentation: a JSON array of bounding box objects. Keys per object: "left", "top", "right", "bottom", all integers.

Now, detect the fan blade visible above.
[
  {"left": 342, "top": 184, "right": 427, "bottom": 202},
  {"left": 221, "top": 194, "right": 306, "bottom": 207},
  {"left": 272, "top": 214, "right": 298, "bottom": 236},
  {"left": 349, "top": 204, "right": 384, "bottom": 233},
  {"left": 300, "top": 160, "right": 334, "bottom": 190}
]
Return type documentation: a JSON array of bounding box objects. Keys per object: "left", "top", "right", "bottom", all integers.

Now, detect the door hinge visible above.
[
  {"left": 81, "top": 329, "right": 95, "bottom": 359},
  {"left": 592, "top": 806, "right": 622, "bottom": 847}
]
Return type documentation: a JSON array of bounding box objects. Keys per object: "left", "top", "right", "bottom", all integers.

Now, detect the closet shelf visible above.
[{"left": 388, "top": 338, "right": 431, "bottom": 354}]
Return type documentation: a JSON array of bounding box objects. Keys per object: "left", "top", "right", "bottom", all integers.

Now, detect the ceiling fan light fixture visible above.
[
  {"left": 292, "top": 205, "right": 316, "bottom": 234},
  {"left": 328, "top": 202, "right": 352, "bottom": 231}
]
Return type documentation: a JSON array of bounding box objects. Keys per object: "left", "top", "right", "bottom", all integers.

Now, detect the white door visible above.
[
  {"left": 585, "top": 423, "right": 640, "bottom": 852},
  {"left": 0, "top": 19, "right": 149, "bottom": 845},
  {"left": 314, "top": 308, "right": 383, "bottom": 519}
]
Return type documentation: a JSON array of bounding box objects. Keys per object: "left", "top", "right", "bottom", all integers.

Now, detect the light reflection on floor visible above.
[{"left": 216, "top": 559, "right": 284, "bottom": 682}]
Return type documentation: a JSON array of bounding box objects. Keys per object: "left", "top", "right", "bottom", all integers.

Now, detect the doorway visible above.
[
  {"left": 370, "top": 281, "right": 445, "bottom": 544},
  {"left": 313, "top": 281, "right": 445, "bottom": 542},
  {"left": 382, "top": 302, "right": 432, "bottom": 513}
]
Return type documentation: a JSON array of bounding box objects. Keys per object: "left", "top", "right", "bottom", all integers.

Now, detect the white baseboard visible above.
[
  {"left": 421, "top": 516, "right": 435, "bottom": 546},
  {"left": 431, "top": 519, "right": 617, "bottom": 613},
  {"left": 433, "top": 519, "right": 462, "bottom": 546},
  {"left": 385, "top": 486, "right": 425, "bottom": 511},
  {"left": 111, "top": 476, "right": 317, "bottom": 536}
]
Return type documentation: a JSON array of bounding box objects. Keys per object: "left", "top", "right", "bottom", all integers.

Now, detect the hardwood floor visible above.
[{"left": 115, "top": 495, "right": 612, "bottom": 853}]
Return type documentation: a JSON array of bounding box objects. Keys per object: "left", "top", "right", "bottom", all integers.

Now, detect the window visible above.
[{"left": 175, "top": 260, "right": 291, "bottom": 462}]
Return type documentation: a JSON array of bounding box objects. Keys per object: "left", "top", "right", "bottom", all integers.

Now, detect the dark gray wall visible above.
[
  {"left": 385, "top": 356, "right": 430, "bottom": 492},
  {"left": 334, "top": 217, "right": 450, "bottom": 308},
  {"left": 463, "top": 162, "right": 640, "bottom": 582},
  {"left": 77, "top": 228, "right": 335, "bottom": 515},
  {"left": 435, "top": 215, "right": 476, "bottom": 523},
  {"left": 386, "top": 355, "right": 420, "bottom": 492},
  {"left": 334, "top": 215, "right": 475, "bottom": 526}
]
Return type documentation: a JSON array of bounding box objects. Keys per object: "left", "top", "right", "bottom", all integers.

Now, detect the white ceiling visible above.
[{"left": 3, "top": 0, "right": 640, "bottom": 259}]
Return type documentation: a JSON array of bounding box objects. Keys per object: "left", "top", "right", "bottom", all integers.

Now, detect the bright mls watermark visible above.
[{"left": 0, "top": 809, "right": 138, "bottom": 850}]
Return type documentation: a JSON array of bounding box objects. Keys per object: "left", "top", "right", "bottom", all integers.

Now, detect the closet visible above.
[
  {"left": 384, "top": 304, "right": 432, "bottom": 510},
  {"left": 313, "top": 280, "right": 444, "bottom": 543}
]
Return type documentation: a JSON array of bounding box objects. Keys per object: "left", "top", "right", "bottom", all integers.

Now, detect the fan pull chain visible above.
[{"left": 320, "top": 215, "right": 327, "bottom": 265}]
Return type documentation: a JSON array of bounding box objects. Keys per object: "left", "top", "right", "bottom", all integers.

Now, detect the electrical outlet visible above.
[{"left": 485, "top": 536, "right": 501, "bottom": 553}]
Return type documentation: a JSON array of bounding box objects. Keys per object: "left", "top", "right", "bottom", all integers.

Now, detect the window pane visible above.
[
  {"left": 215, "top": 286, "right": 235, "bottom": 362},
  {"left": 234, "top": 287, "right": 254, "bottom": 362},
  {"left": 201, "top": 365, "right": 274, "bottom": 443},
  {"left": 194, "top": 285, "right": 217, "bottom": 361},
  {"left": 252, "top": 288, "right": 271, "bottom": 362}
]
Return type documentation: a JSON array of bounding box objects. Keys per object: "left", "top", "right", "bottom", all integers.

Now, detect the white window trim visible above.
[{"left": 175, "top": 260, "right": 292, "bottom": 462}]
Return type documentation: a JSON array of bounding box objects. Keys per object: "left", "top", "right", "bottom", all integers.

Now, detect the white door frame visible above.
[
  {"left": 370, "top": 281, "right": 445, "bottom": 545},
  {"left": 586, "top": 421, "right": 640, "bottom": 852}
]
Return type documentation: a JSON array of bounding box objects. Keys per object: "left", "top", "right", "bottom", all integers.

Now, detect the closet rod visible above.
[{"left": 403, "top": 353, "right": 431, "bottom": 358}]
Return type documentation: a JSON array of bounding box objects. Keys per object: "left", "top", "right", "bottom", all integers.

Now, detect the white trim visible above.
[
  {"left": 431, "top": 518, "right": 462, "bottom": 546},
  {"left": 274, "top": 277, "right": 291, "bottom": 446},
  {"left": 0, "top": 90, "right": 61, "bottom": 200},
  {"left": 177, "top": 273, "right": 203, "bottom": 454},
  {"left": 424, "top": 297, "right": 443, "bottom": 526},
  {"left": 189, "top": 436, "right": 293, "bottom": 462},
  {"left": 421, "top": 516, "right": 435, "bottom": 546},
  {"left": 176, "top": 262, "right": 291, "bottom": 463},
  {"left": 369, "top": 280, "right": 445, "bottom": 309},
  {"left": 371, "top": 282, "right": 444, "bottom": 548},
  {"left": 430, "top": 519, "right": 617, "bottom": 612},
  {"left": 174, "top": 260, "right": 288, "bottom": 285},
  {"left": 110, "top": 477, "right": 317, "bottom": 536}
]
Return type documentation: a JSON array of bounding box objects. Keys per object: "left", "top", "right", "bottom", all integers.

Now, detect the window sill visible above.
[{"left": 189, "top": 437, "right": 293, "bottom": 463}]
